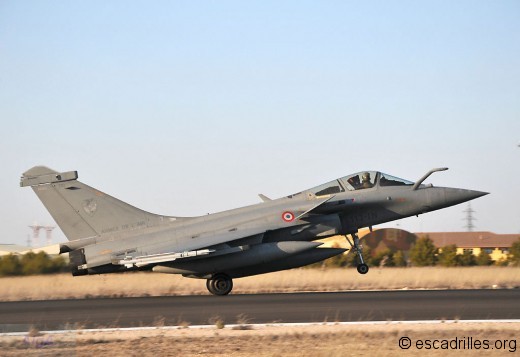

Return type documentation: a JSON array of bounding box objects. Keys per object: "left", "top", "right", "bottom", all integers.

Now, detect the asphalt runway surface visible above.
[{"left": 1, "top": 289, "right": 519, "bottom": 332}]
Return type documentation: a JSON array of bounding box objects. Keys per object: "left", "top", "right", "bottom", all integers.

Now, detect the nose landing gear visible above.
[{"left": 345, "top": 233, "right": 369, "bottom": 275}]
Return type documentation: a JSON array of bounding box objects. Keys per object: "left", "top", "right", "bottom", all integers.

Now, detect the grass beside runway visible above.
[
  {"left": 1, "top": 266, "right": 519, "bottom": 301},
  {"left": 1, "top": 321, "right": 519, "bottom": 356}
]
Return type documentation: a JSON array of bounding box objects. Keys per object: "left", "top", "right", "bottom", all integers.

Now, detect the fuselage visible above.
[{"left": 75, "top": 171, "right": 487, "bottom": 274}]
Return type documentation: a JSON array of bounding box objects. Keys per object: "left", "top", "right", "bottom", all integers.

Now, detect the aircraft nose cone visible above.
[{"left": 444, "top": 188, "right": 489, "bottom": 206}]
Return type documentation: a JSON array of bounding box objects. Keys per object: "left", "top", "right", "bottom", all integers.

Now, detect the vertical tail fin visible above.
[{"left": 21, "top": 166, "right": 171, "bottom": 241}]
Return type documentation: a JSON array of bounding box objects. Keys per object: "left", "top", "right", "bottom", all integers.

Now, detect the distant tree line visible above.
[
  {"left": 311, "top": 236, "right": 520, "bottom": 268},
  {"left": 0, "top": 252, "right": 68, "bottom": 276},
  {"left": 408, "top": 236, "right": 520, "bottom": 267},
  {"left": 3, "top": 237, "right": 520, "bottom": 275}
]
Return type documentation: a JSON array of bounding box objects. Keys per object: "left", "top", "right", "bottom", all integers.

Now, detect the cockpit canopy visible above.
[{"left": 295, "top": 171, "right": 414, "bottom": 198}]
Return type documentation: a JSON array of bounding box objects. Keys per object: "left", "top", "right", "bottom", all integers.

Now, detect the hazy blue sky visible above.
[{"left": 1, "top": 1, "right": 519, "bottom": 246}]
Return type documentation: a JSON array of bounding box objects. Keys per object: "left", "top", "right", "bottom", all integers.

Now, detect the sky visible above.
[{"left": 0, "top": 1, "right": 519, "bottom": 246}]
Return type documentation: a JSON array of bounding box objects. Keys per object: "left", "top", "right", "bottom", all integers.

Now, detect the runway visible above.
[{"left": 1, "top": 289, "right": 519, "bottom": 332}]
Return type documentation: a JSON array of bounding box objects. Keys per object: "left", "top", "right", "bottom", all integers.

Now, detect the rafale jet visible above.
[{"left": 21, "top": 166, "right": 487, "bottom": 295}]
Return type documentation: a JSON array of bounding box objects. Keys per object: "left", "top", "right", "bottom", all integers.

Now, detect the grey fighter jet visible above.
[{"left": 20, "top": 166, "right": 487, "bottom": 295}]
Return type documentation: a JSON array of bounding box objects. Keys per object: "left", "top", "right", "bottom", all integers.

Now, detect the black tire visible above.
[
  {"left": 206, "top": 279, "right": 213, "bottom": 294},
  {"left": 357, "top": 263, "right": 369, "bottom": 274},
  {"left": 207, "top": 274, "right": 233, "bottom": 295}
]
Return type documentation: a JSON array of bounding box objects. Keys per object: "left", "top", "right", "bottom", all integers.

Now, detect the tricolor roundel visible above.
[{"left": 282, "top": 211, "right": 295, "bottom": 222}]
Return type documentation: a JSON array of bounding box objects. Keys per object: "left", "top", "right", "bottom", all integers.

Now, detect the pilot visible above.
[{"left": 361, "top": 172, "right": 373, "bottom": 189}]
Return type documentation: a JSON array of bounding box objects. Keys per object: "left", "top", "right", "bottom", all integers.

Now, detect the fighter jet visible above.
[{"left": 20, "top": 166, "right": 487, "bottom": 295}]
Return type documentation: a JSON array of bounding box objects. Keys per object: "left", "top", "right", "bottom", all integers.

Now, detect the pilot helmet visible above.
[{"left": 362, "top": 172, "right": 371, "bottom": 181}]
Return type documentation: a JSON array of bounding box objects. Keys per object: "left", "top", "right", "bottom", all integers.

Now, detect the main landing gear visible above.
[
  {"left": 345, "top": 233, "right": 369, "bottom": 275},
  {"left": 206, "top": 273, "right": 233, "bottom": 296}
]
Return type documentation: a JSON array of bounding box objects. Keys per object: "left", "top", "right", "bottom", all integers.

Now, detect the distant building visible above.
[
  {"left": 0, "top": 244, "right": 61, "bottom": 257},
  {"left": 322, "top": 229, "right": 519, "bottom": 263},
  {"left": 416, "top": 231, "right": 520, "bottom": 262},
  {"left": 0, "top": 244, "right": 30, "bottom": 257}
]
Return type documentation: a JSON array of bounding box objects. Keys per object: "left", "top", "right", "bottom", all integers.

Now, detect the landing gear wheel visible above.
[
  {"left": 206, "top": 274, "right": 233, "bottom": 296},
  {"left": 345, "top": 232, "right": 370, "bottom": 275},
  {"left": 357, "top": 263, "right": 369, "bottom": 274}
]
